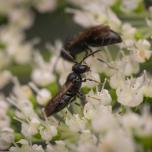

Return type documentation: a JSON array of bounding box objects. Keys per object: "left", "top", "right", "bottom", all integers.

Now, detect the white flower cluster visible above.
[
  {"left": 0, "top": 0, "right": 57, "bottom": 68},
  {"left": 0, "top": 0, "right": 152, "bottom": 152},
  {"left": 0, "top": 0, "right": 57, "bottom": 15},
  {"left": 0, "top": 96, "right": 15, "bottom": 150}
]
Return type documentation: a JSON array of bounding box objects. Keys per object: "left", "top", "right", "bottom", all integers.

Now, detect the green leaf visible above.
[
  {"left": 7, "top": 64, "right": 32, "bottom": 83},
  {"left": 135, "top": 31, "right": 143, "bottom": 40},
  {"left": 81, "top": 86, "right": 91, "bottom": 94},
  {"left": 135, "top": 2, "right": 145, "bottom": 13},
  {"left": 109, "top": 89, "right": 117, "bottom": 107},
  {"left": 0, "top": 42, "right": 6, "bottom": 49},
  {"left": 134, "top": 135, "right": 152, "bottom": 150},
  {"left": 112, "top": 0, "right": 121, "bottom": 14},
  {"left": 15, "top": 133, "right": 23, "bottom": 142},
  {"left": 46, "top": 82, "right": 59, "bottom": 96},
  {"left": 143, "top": 97, "right": 152, "bottom": 103},
  {"left": 99, "top": 73, "right": 110, "bottom": 89},
  {"left": 41, "top": 49, "right": 52, "bottom": 62},
  {"left": 140, "top": 56, "right": 152, "bottom": 72},
  {"left": 29, "top": 94, "right": 37, "bottom": 108}
]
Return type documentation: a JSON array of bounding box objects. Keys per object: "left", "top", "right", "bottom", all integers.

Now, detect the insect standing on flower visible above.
[
  {"left": 45, "top": 59, "right": 90, "bottom": 116},
  {"left": 61, "top": 25, "right": 122, "bottom": 62},
  {"left": 45, "top": 25, "right": 122, "bottom": 116}
]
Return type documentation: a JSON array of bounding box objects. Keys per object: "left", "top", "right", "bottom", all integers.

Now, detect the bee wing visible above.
[{"left": 45, "top": 82, "right": 73, "bottom": 116}]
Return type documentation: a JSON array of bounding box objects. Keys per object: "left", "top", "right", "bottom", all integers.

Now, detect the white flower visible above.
[
  {"left": 0, "top": 71, "right": 12, "bottom": 89},
  {"left": 109, "top": 72, "right": 125, "bottom": 89},
  {"left": 0, "top": 128, "right": 14, "bottom": 150},
  {"left": 0, "top": 0, "right": 17, "bottom": 15},
  {"left": 143, "top": 81, "right": 152, "bottom": 98},
  {"left": 77, "top": 141, "right": 98, "bottom": 152},
  {"left": 71, "top": 9, "right": 101, "bottom": 27},
  {"left": 68, "top": 0, "right": 116, "bottom": 7},
  {"left": 121, "top": 0, "right": 141, "bottom": 12},
  {"left": 132, "top": 39, "right": 152, "bottom": 63},
  {"left": 99, "top": 89, "right": 112, "bottom": 105},
  {"left": 99, "top": 130, "right": 135, "bottom": 152},
  {"left": 92, "top": 105, "right": 118, "bottom": 133},
  {"left": 10, "top": 80, "right": 36, "bottom": 118},
  {"left": 31, "top": 53, "right": 56, "bottom": 86},
  {"left": 32, "top": 144, "right": 45, "bottom": 152},
  {"left": 32, "top": 68, "right": 55, "bottom": 86},
  {"left": 8, "top": 80, "right": 39, "bottom": 121},
  {"left": 117, "top": 55, "right": 140, "bottom": 76},
  {"left": 35, "top": 0, "right": 57, "bottom": 13},
  {"left": 121, "top": 23, "right": 137, "bottom": 48},
  {"left": 40, "top": 124, "right": 57, "bottom": 141},
  {"left": 84, "top": 102, "right": 96, "bottom": 120},
  {"left": 51, "top": 56, "right": 72, "bottom": 74},
  {"left": 21, "top": 118, "right": 40, "bottom": 138},
  {"left": 67, "top": 1, "right": 121, "bottom": 29},
  {"left": 86, "top": 89, "right": 112, "bottom": 106},
  {"left": 0, "top": 26, "right": 32, "bottom": 64},
  {"left": 116, "top": 75, "right": 145, "bottom": 107},
  {"left": 29, "top": 82, "right": 51, "bottom": 105},
  {"left": 136, "top": 107, "right": 152, "bottom": 136},
  {"left": 10, "top": 139, "right": 45, "bottom": 152},
  {"left": 140, "top": 115, "right": 152, "bottom": 136},
  {"left": 46, "top": 144, "right": 54, "bottom": 152},
  {"left": 76, "top": 131, "right": 98, "bottom": 152},
  {"left": 66, "top": 114, "right": 86, "bottom": 132},
  {"left": 106, "top": 9, "right": 122, "bottom": 30},
  {"left": 99, "top": 0, "right": 116, "bottom": 7},
  {"left": 36, "top": 89, "right": 51, "bottom": 105},
  {"left": 0, "top": 26, "right": 23, "bottom": 45},
  {"left": 0, "top": 51, "right": 10, "bottom": 69},
  {"left": 0, "top": 98, "right": 9, "bottom": 116},
  {"left": 84, "top": 87, "right": 112, "bottom": 121},
  {"left": 46, "top": 141, "right": 68, "bottom": 152},
  {"left": 19, "top": 85, "right": 33, "bottom": 98},
  {"left": 140, "top": 72, "right": 152, "bottom": 98},
  {"left": 12, "top": 77, "right": 30, "bottom": 98},
  {"left": 0, "top": 98, "right": 10, "bottom": 129},
  {"left": 8, "top": 42, "right": 33, "bottom": 64},
  {"left": 121, "top": 112, "right": 142, "bottom": 131},
  {"left": 9, "top": 8, "right": 34, "bottom": 29},
  {"left": 143, "top": 84, "right": 152, "bottom": 98}
]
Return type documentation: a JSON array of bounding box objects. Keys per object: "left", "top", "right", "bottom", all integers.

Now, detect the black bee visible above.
[
  {"left": 45, "top": 62, "right": 90, "bottom": 116},
  {"left": 61, "top": 25, "right": 122, "bottom": 62}
]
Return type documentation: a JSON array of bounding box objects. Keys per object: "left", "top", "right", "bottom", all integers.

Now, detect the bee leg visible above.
[
  {"left": 82, "top": 78, "right": 100, "bottom": 84},
  {"left": 60, "top": 48, "right": 77, "bottom": 63},
  {"left": 97, "top": 58, "right": 117, "bottom": 70}
]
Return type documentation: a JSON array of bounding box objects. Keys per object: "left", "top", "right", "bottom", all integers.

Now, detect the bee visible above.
[
  {"left": 61, "top": 25, "right": 122, "bottom": 62},
  {"left": 45, "top": 62, "right": 90, "bottom": 116}
]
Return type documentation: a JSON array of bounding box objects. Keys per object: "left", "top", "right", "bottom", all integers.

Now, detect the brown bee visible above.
[{"left": 61, "top": 25, "right": 122, "bottom": 61}]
